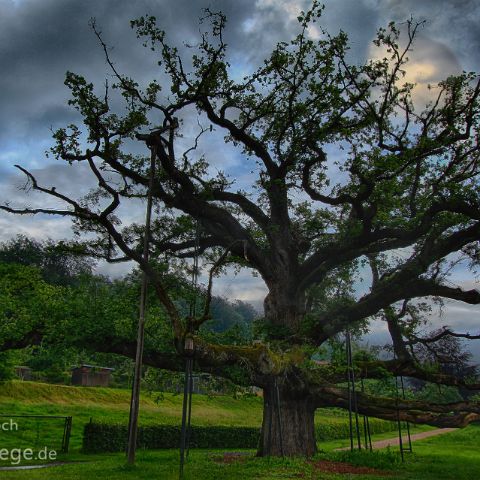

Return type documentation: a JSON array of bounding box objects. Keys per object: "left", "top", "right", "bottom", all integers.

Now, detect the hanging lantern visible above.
[{"left": 184, "top": 336, "right": 195, "bottom": 356}]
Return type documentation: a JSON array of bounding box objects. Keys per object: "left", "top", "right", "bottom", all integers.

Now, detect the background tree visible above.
[
  {"left": 0, "top": 235, "right": 93, "bottom": 286},
  {"left": 2, "top": 3, "right": 480, "bottom": 456},
  {"left": 0, "top": 237, "right": 255, "bottom": 386}
]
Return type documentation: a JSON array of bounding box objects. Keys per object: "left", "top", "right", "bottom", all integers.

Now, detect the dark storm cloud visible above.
[
  {"left": 2, "top": 0, "right": 474, "bottom": 159},
  {"left": 1, "top": 0, "right": 480, "bottom": 304},
  {"left": 0, "top": 0, "right": 258, "bottom": 247},
  {"left": 237, "top": 0, "right": 380, "bottom": 66},
  {"left": 1, "top": 0, "right": 478, "bottom": 216},
  {"left": 0, "top": 0, "right": 256, "bottom": 148},
  {"left": 3, "top": 162, "right": 96, "bottom": 203}
]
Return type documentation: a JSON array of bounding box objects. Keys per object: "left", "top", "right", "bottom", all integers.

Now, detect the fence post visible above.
[{"left": 62, "top": 417, "right": 73, "bottom": 453}]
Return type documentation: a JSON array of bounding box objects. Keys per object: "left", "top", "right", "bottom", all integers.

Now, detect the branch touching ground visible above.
[{"left": 315, "top": 385, "right": 480, "bottom": 427}]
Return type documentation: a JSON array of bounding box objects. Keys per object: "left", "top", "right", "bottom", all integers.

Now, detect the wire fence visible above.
[{"left": 0, "top": 415, "right": 72, "bottom": 454}]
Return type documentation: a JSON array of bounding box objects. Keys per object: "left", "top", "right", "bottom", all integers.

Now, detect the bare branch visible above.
[{"left": 408, "top": 327, "right": 480, "bottom": 345}]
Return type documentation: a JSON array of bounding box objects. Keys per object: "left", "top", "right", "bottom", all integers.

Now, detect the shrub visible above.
[
  {"left": 82, "top": 421, "right": 260, "bottom": 453},
  {"left": 83, "top": 415, "right": 398, "bottom": 453},
  {"left": 316, "top": 417, "right": 397, "bottom": 441}
]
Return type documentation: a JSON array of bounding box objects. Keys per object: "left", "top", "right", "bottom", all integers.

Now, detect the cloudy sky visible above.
[{"left": 1, "top": 0, "right": 480, "bottom": 356}]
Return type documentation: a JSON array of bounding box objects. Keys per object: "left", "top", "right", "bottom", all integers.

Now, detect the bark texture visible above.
[{"left": 258, "top": 384, "right": 316, "bottom": 457}]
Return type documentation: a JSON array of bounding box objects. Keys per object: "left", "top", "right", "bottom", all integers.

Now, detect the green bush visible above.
[
  {"left": 82, "top": 422, "right": 260, "bottom": 453},
  {"left": 316, "top": 416, "right": 396, "bottom": 441},
  {"left": 84, "top": 415, "right": 398, "bottom": 453}
]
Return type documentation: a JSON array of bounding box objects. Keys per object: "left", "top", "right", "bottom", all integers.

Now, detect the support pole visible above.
[
  {"left": 189, "top": 221, "right": 200, "bottom": 318},
  {"left": 346, "top": 333, "right": 354, "bottom": 452},
  {"left": 394, "top": 375, "right": 405, "bottom": 462},
  {"left": 363, "top": 415, "right": 368, "bottom": 449},
  {"left": 360, "top": 378, "right": 372, "bottom": 451},
  {"left": 179, "top": 358, "right": 192, "bottom": 478},
  {"left": 126, "top": 146, "right": 156, "bottom": 464},
  {"left": 274, "top": 378, "right": 285, "bottom": 457},
  {"left": 400, "top": 375, "right": 413, "bottom": 452},
  {"left": 346, "top": 330, "right": 362, "bottom": 450},
  {"left": 185, "top": 359, "right": 194, "bottom": 459},
  {"left": 179, "top": 338, "right": 195, "bottom": 479}
]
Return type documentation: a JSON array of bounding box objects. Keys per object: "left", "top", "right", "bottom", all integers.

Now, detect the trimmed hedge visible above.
[
  {"left": 83, "top": 416, "right": 398, "bottom": 453},
  {"left": 82, "top": 422, "right": 260, "bottom": 453},
  {"left": 315, "top": 417, "right": 397, "bottom": 441}
]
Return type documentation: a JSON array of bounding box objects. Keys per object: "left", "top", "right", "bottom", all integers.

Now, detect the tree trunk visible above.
[
  {"left": 264, "top": 285, "right": 306, "bottom": 332},
  {"left": 259, "top": 284, "right": 315, "bottom": 456},
  {"left": 257, "top": 384, "right": 316, "bottom": 457}
]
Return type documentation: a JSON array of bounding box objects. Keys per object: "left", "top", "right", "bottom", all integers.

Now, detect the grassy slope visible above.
[
  {"left": 0, "top": 381, "right": 264, "bottom": 453},
  {"left": 0, "top": 380, "right": 265, "bottom": 426},
  {"left": 1, "top": 380, "right": 406, "bottom": 452}
]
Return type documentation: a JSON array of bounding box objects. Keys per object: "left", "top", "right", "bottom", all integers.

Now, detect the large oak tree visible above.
[{"left": 3, "top": 3, "right": 480, "bottom": 456}]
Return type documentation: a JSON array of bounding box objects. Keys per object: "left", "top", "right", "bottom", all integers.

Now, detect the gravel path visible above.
[{"left": 336, "top": 427, "right": 458, "bottom": 451}]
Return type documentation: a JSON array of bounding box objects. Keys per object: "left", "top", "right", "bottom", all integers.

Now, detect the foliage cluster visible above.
[{"left": 0, "top": 236, "right": 257, "bottom": 388}]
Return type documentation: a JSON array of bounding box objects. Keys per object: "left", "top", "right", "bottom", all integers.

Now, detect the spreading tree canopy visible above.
[{"left": 2, "top": 3, "right": 480, "bottom": 456}]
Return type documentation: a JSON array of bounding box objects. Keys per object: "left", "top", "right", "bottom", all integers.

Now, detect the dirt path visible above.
[{"left": 336, "top": 427, "right": 457, "bottom": 451}]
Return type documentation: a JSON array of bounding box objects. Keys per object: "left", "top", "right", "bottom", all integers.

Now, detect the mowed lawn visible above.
[
  {"left": 2, "top": 381, "right": 477, "bottom": 479},
  {"left": 0, "top": 426, "right": 479, "bottom": 479},
  {"left": 0, "top": 381, "right": 264, "bottom": 453},
  {"left": 0, "top": 381, "right": 401, "bottom": 453}
]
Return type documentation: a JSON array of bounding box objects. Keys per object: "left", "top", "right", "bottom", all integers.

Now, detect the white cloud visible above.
[
  {"left": 208, "top": 266, "right": 267, "bottom": 311},
  {"left": 368, "top": 35, "right": 461, "bottom": 109},
  {"left": 0, "top": 214, "right": 74, "bottom": 243}
]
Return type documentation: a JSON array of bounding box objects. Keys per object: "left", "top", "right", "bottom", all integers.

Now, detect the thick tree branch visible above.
[
  {"left": 311, "top": 222, "right": 480, "bottom": 343},
  {"left": 354, "top": 358, "right": 480, "bottom": 391},
  {"left": 300, "top": 199, "right": 480, "bottom": 289},
  {"left": 315, "top": 385, "right": 480, "bottom": 427}
]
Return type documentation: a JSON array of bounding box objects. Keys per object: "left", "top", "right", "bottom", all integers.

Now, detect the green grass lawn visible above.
[
  {"left": 1, "top": 380, "right": 476, "bottom": 479},
  {"left": 0, "top": 381, "right": 265, "bottom": 453},
  {"left": 0, "top": 381, "right": 402, "bottom": 454},
  {"left": 0, "top": 426, "right": 479, "bottom": 479}
]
